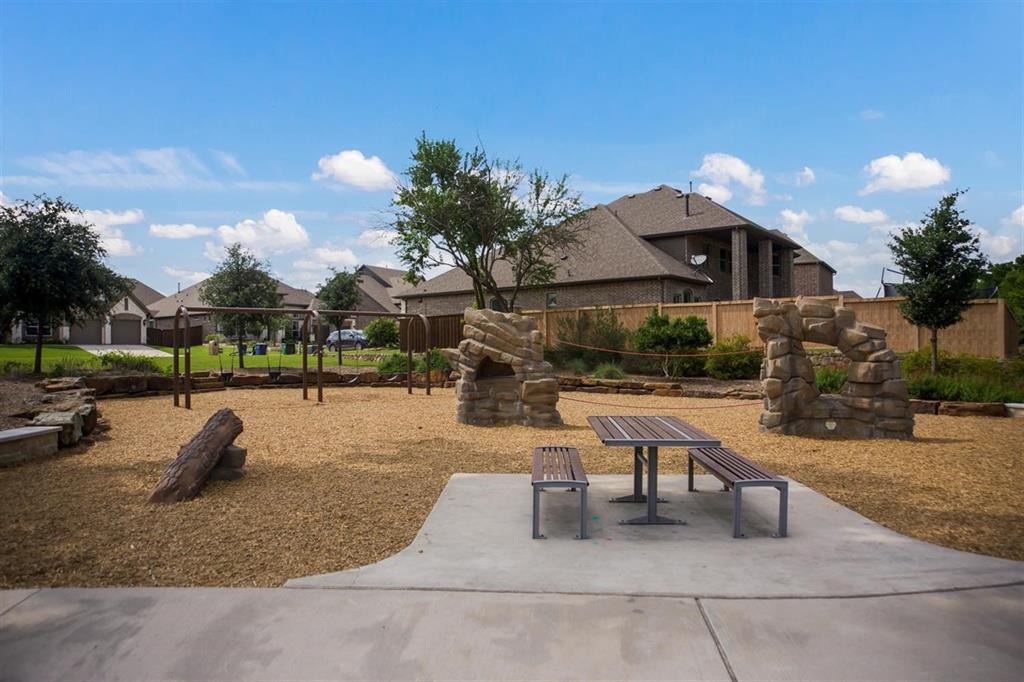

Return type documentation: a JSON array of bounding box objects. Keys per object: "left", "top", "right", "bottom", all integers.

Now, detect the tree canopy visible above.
[
  {"left": 889, "top": 190, "right": 988, "bottom": 372},
  {"left": 200, "top": 244, "right": 283, "bottom": 367},
  {"left": 315, "top": 268, "right": 362, "bottom": 326},
  {"left": 0, "top": 194, "right": 132, "bottom": 372},
  {"left": 978, "top": 255, "right": 1024, "bottom": 343},
  {"left": 390, "top": 134, "right": 585, "bottom": 311}
]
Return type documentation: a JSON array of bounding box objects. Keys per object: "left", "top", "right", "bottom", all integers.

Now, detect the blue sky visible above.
[{"left": 2, "top": 1, "right": 1022, "bottom": 297}]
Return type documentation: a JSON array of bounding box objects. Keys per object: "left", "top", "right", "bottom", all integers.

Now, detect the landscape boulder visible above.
[{"left": 28, "top": 410, "right": 83, "bottom": 447}]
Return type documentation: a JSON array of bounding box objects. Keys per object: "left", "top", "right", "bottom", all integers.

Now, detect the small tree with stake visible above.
[
  {"left": 889, "top": 190, "right": 988, "bottom": 373},
  {"left": 0, "top": 195, "right": 131, "bottom": 373},
  {"left": 316, "top": 268, "right": 362, "bottom": 364},
  {"left": 200, "top": 244, "right": 283, "bottom": 369}
]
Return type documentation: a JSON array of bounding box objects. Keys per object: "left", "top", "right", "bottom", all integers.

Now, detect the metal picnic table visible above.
[{"left": 586, "top": 415, "right": 721, "bottom": 526}]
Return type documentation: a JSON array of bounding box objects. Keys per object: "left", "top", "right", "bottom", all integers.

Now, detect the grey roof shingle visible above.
[
  {"left": 129, "top": 279, "right": 165, "bottom": 307},
  {"left": 149, "top": 278, "right": 315, "bottom": 318},
  {"left": 794, "top": 248, "right": 837, "bottom": 274},
  {"left": 397, "top": 204, "right": 712, "bottom": 298},
  {"left": 354, "top": 264, "right": 411, "bottom": 311}
]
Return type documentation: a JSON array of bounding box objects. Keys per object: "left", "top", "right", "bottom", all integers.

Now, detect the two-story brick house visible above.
[{"left": 396, "top": 185, "right": 835, "bottom": 314}]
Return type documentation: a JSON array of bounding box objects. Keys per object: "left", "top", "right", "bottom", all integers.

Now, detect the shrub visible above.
[
  {"left": 633, "top": 311, "right": 712, "bottom": 377},
  {"left": 98, "top": 351, "right": 162, "bottom": 373},
  {"left": 553, "top": 307, "right": 630, "bottom": 366},
  {"left": 563, "top": 357, "right": 588, "bottom": 376},
  {"left": 1, "top": 360, "right": 32, "bottom": 376},
  {"left": 376, "top": 348, "right": 448, "bottom": 375},
  {"left": 416, "top": 348, "right": 448, "bottom": 374},
  {"left": 48, "top": 356, "right": 94, "bottom": 377},
  {"left": 907, "top": 374, "right": 1024, "bottom": 403},
  {"left": 592, "top": 362, "right": 625, "bottom": 380},
  {"left": 899, "top": 347, "right": 1014, "bottom": 379},
  {"left": 377, "top": 353, "right": 410, "bottom": 374},
  {"left": 814, "top": 367, "right": 847, "bottom": 394},
  {"left": 704, "top": 335, "right": 763, "bottom": 380},
  {"left": 364, "top": 318, "right": 400, "bottom": 348}
]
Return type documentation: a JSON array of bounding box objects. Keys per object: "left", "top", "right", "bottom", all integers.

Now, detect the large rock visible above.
[
  {"left": 937, "top": 402, "right": 1006, "bottom": 417},
  {"left": 38, "top": 377, "right": 85, "bottom": 393},
  {"left": 28, "top": 411, "right": 83, "bottom": 447}
]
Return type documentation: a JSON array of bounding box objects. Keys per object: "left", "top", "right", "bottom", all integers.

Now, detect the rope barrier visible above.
[
  {"left": 551, "top": 338, "right": 765, "bottom": 358},
  {"left": 557, "top": 394, "right": 761, "bottom": 410}
]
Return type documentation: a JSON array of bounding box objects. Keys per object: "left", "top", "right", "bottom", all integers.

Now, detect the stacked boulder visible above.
[
  {"left": 21, "top": 377, "right": 102, "bottom": 447},
  {"left": 443, "top": 308, "right": 562, "bottom": 427},
  {"left": 755, "top": 296, "right": 913, "bottom": 439}
]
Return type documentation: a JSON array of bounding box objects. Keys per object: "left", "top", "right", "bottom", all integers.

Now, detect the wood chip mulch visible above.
[{"left": 1, "top": 387, "right": 1021, "bottom": 588}]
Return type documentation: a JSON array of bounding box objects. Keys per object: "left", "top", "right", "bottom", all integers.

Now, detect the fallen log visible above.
[{"left": 149, "top": 408, "right": 243, "bottom": 503}]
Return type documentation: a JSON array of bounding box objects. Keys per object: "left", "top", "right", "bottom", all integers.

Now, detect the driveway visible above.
[{"left": 76, "top": 344, "right": 171, "bottom": 357}]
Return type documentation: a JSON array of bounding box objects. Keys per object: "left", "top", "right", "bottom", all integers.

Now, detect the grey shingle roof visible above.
[
  {"left": 396, "top": 204, "right": 712, "bottom": 298},
  {"left": 794, "top": 248, "right": 837, "bottom": 274},
  {"left": 149, "top": 278, "right": 315, "bottom": 318},
  {"left": 354, "top": 264, "right": 410, "bottom": 311},
  {"left": 129, "top": 279, "right": 165, "bottom": 307}
]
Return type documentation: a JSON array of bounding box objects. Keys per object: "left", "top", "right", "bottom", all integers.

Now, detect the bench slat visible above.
[
  {"left": 532, "top": 446, "right": 587, "bottom": 485},
  {"left": 689, "top": 446, "right": 778, "bottom": 486}
]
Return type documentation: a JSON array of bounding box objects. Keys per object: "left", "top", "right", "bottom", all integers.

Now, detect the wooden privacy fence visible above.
[
  {"left": 524, "top": 297, "right": 1020, "bottom": 358},
  {"left": 400, "top": 313, "right": 465, "bottom": 352},
  {"left": 147, "top": 325, "right": 203, "bottom": 347}
]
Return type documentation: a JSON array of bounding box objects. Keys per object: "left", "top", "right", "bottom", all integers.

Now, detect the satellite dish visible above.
[{"left": 689, "top": 254, "right": 708, "bottom": 266}]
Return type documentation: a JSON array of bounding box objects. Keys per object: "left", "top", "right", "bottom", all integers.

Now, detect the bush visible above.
[
  {"left": 899, "top": 347, "right": 1020, "bottom": 379},
  {"left": 633, "top": 311, "right": 712, "bottom": 377},
  {"left": 704, "top": 335, "right": 763, "bottom": 380},
  {"left": 592, "top": 362, "right": 625, "bottom": 380},
  {"left": 377, "top": 353, "right": 410, "bottom": 374},
  {"left": 553, "top": 307, "right": 630, "bottom": 366},
  {"left": 377, "top": 348, "right": 448, "bottom": 375},
  {"left": 98, "top": 351, "right": 162, "bottom": 373},
  {"left": 563, "top": 358, "right": 588, "bottom": 376},
  {"left": 814, "top": 367, "right": 847, "bottom": 394},
  {"left": 48, "top": 356, "right": 94, "bottom": 377},
  {"left": 907, "top": 374, "right": 1024, "bottom": 403},
  {"left": 364, "top": 318, "right": 400, "bottom": 348},
  {"left": 416, "top": 348, "right": 448, "bottom": 374},
  {"left": 1, "top": 360, "right": 32, "bottom": 376}
]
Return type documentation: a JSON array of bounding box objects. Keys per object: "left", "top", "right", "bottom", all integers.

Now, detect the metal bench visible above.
[
  {"left": 687, "top": 447, "right": 788, "bottom": 538},
  {"left": 531, "top": 446, "right": 589, "bottom": 539}
]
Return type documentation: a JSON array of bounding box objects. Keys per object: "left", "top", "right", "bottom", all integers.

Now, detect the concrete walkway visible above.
[
  {"left": 2, "top": 474, "right": 1022, "bottom": 680},
  {"left": 76, "top": 344, "right": 171, "bottom": 357}
]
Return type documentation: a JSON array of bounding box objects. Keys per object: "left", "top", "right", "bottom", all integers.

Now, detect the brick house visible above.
[
  {"left": 793, "top": 248, "right": 837, "bottom": 297},
  {"left": 396, "top": 185, "right": 835, "bottom": 314}
]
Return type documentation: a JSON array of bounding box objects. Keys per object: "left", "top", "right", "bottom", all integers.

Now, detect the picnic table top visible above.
[{"left": 586, "top": 415, "right": 721, "bottom": 448}]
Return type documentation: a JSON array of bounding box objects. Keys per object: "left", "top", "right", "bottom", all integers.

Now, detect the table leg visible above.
[
  {"left": 621, "top": 446, "right": 685, "bottom": 526},
  {"left": 610, "top": 446, "right": 666, "bottom": 504}
]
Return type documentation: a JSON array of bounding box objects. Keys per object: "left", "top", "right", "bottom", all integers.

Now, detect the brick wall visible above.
[{"left": 794, "top": 263, "right": 834, "bottom": 296}]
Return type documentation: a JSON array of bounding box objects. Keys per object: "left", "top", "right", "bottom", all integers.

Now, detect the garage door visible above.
[
  {"left": 69, "top": 319, "right": 103, "bottom": 344},
  {"left": 111, "top": 318, "right": 141, "bottom": 344}
]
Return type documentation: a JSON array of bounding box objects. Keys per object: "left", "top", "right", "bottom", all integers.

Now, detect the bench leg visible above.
[
  {"left": 776, "top": 483, "right": 788, "bottom": 538},
  {"left": 577, "top": 486, "right": 588, "bottom": 539},
  {"left": 733, "top": 485, "right": 744, "bottom": 538},
  {"left": 687, "top": 455, "right": 695, "bottom": 492},
  {"left": 532, "top": 486, "right": 544, "bottom": 539}
]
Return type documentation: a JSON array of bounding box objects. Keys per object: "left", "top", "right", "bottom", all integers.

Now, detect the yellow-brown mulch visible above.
[{"left": 1, "top": 387, "right": 1022, "bottom": 588}]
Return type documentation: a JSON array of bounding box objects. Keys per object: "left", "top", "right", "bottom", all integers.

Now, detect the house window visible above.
[
  {"left": 772, "top": 250, "right": 782, "bottom": 277},
  {"left": 546, "top": 293, "right": 558, "bottom": 309},
  {"left": 124, "top": 297, "right": 129, "bottom": 311},
  {"left": 720, "top": 247, "right": 732, "bottom": 273},
  {"left": 672, "top": 293, "right": 682, "bottom": 304},
  {"left": 24, "top": 322, "right": 52, "bottom": 338},
  {"left": 683, "top": 289, "right": 694, "bottom": 303}
]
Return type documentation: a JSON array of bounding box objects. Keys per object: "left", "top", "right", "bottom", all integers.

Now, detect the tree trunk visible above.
[
  {"left": 930, "top": 328, "right": 939, "bottom": 374},
  {"left": 237, "top": 322, "right": 245, "bottom": 369},
  {"left": 33, "top": 319, "right": 44, "bottom": 374},
  {"left": 149, "top": 408, "right": 244, "bottom": 503}
]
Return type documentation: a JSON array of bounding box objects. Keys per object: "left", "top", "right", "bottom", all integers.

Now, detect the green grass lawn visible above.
[{"left": 0, "top": 344, "right": 403, "bottom": 375}]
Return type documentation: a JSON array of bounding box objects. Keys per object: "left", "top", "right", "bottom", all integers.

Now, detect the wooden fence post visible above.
[{"left": 710, "top": 302, "right": 719, "bottom": 341}]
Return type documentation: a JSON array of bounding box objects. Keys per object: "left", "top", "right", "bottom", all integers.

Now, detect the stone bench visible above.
[{"left": 0, "top": 426, "right": 62, "bottom": 465}]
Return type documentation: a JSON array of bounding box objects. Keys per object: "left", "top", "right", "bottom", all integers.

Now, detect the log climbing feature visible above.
[{"left": 149, "top": 408, "right": 244, "bottom": 503}]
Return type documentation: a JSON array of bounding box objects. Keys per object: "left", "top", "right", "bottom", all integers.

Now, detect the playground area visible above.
[{"left": 1, "top": 385, "right": 1022, "bottom": 588}]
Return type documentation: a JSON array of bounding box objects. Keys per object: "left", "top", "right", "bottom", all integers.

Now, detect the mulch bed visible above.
[{"left": 1, "top": 387, "right": 1021, "bottom": 588}]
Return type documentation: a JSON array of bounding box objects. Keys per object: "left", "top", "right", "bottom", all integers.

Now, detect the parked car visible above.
[{"left": 325, "top": 329, "right": 368, "bottom": 351}]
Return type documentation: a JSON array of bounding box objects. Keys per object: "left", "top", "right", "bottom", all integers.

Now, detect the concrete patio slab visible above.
[
  {"left": 0, "top": 589, "right": 37, "bottom": 616},
  {"left": 702, "top": 585, "right": 1024, "bottom": 682},
  {"left": 287, "top": 474, "right": 1024, "bottom": 598},
  {"left": 76, "top": 344, "right": 171, "bottom": 357},
  {"left": 0, "top": 587, "right": 729, "bottom": 682}
]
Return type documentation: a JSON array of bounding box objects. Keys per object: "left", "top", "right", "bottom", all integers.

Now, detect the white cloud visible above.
[
  {"left": 0, "top": 190, "right": 10, "bottom": 207},
  {"left": 215, "top": 209, "right": 310, "bottom": 256},
  {"left": 975, "top": 227, "right": 1018, "bottom": 258},
  {"left": 76, "top": 208, "right": 145, "bottom": 257},
  {"left": 313, "top": 149, "right": 396, "bottom": 191},
  {"left": 355, "top": 228, "right": 397, "bottom": 248},
  {"left": 795, "top": 167, "right": 816, "bottom": 187},
  {"left": 860, "top": 109, "right": 885, "bottom": 120},
  {"left": 697, "top": 183, "right": 732, "bottom": 203},
  {"left": 860, "top": 152, "right": 950, "bottom": 195},
  {"left": 149, "top": 223, "right": 213, "bottom": 239},
  {"left": 834, "top": 205, "right": 889, "bottom": 224},
  {"left": 294, "top": 246, "right": 359, "bottom": 271},
  {"left": 1002, "top": 205, "right": 1024, "bottom": 228},
  {"left": 777, "top": 209, "right": 812, "bottom": 243},
  {"left": 692, "top": 153, "right": 766, "bottom": 204},
  {"left": 21, "top": 147, "right": 218, "bottom": 190},
  {"left": 162, "top": 266, "right": 209, "bottom": 284},
  {"left": 211, "top": 150, "right": 246, "bottom": 176}
]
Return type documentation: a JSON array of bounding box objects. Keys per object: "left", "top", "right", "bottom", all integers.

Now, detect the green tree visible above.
[
  {"left": 200, "top": 244, "right": 283, "bottom": 368},
  {"left": 0, "top": 195, "right": 131, "bottom": 373},
  {"left": 633, "top": 311, "right": 713, "bottom": 377},
  {"left": 316, "top": 268, "right": 362, "bottom": 362},
  {"left": 391, "top": 134, "right": 585, "bottom": 311},
  {"left": 889, "top": 190, "right": 988, "bottom": 373},
  {"left": 979, "top": 256, "right": 1024, "bottom": 344},
  {"left": 364, "top": 317, "right": 400, "bottom": 347}
]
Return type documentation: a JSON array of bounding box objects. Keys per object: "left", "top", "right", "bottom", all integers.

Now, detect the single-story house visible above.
[
  {"left": 7, "top": 279, "right": 164, "bottom": 345},
  {"left": 396, "top": 186, "right": 836, "bottom": 314},
  {"left": 149, "top": 278, "right": 316, "bottom": 341}
]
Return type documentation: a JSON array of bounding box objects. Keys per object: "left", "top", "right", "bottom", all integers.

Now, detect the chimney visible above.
[
  {"left": 177, "top": 282, "right": 181, "bottom": 293},
  {"left": 685, "top": 193, "right": 690, "bottom": 217}
]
